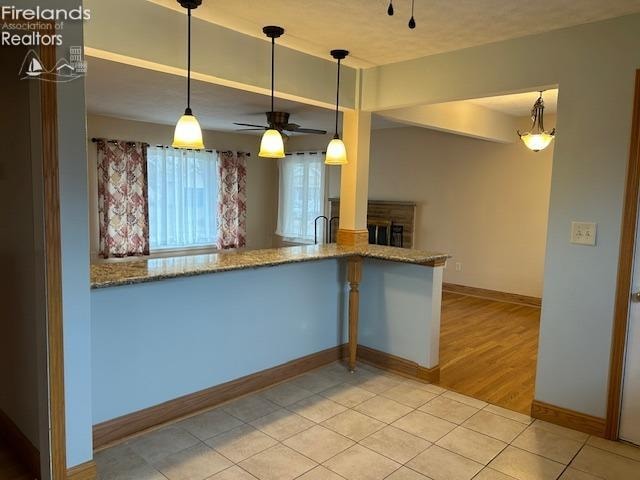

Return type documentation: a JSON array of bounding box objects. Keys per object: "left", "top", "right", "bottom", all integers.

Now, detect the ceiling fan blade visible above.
[
  {"left": 236, "top": 128, "right": 268, "bottom": 131},
  {"left": 234, "top": 122, "right": 268, "bottom": 128},
  {"left": 291, "top": 128, "right": 328, "bottom": 135}
]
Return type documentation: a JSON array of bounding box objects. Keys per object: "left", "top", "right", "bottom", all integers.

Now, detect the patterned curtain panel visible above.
[
  {"left": 217, "top": 151, "right": 247, "bottom": 249},
  {"left": 97, "top": 140, "right": 150, "bottom": 258}
]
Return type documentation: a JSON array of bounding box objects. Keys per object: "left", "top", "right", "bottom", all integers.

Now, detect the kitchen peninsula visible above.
[{"left": 89, "top": 244, "right": 448, "bottom": 448}]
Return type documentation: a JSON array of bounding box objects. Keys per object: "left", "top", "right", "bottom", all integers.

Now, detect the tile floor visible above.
[{"left": 96, "top": 362, "right": 640, "bottom": 480}]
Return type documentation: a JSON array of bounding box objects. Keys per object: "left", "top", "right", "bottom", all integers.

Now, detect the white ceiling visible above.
[
  {"left": 468, "top": 89, "right": 558, "bottom": 117},
  {"left": 148, "top": 0, "right": 640, "bottom": 67},
  {"left": 84, "top": 57, "right": 399, "bottom": 133}
]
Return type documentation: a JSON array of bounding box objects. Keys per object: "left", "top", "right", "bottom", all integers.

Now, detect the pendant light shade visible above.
[
  {"left": 259, "top": 129, "right": 285, "bottom": 158},
  {"left": 260, "top": 26, "right": 286, "bottom": 159},
  {"left": 326, "top": 49, "right": 349, "bottom": 166},
  {"left": 173, "top": 0, "right": 204, "bottom": 150},
  {"left": 518, "top": 91, "right": 556, "bottom": 152}
]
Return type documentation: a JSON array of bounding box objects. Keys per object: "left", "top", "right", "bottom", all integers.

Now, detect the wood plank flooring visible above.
[
  {"left": 438, "top": 291, "right": 540, "bottom": 414},
  {"left": 0, "top": 437, "right": 32, "bottom": 480}
]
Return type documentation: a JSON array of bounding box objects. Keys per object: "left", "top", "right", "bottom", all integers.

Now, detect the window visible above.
[
  {"left": 276, "top": 151, "right": 326, "bottom": 243},
  {"left": 147, "top": 146, "right": 218, "bottom": 250}
]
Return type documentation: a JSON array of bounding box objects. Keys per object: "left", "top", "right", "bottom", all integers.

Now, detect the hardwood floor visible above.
[
  {"left": 438, "top": 291, "right": 540, "bottom": 414},
  {"left": 0, "top": 437, "right": 32, "bottom": 480}
]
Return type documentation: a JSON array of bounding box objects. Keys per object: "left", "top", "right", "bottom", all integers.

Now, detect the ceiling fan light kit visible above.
[
  {"left": 173, "top": 0, "right": 205, "bottom": 149},
  {"left": 325, "top": 49, "right": 349, "bottom": 166},
  {"left": 518, "top": 91, "right": 556, "bottom": 152}
]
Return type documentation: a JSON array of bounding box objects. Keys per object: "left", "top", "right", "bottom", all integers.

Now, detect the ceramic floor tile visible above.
[
  {"left": 570, "top": 445, "right": 640, "bottom": 480},
  {"left": 323, "top": 444, "right": 401, "bottom": 480},
  {"left": 407, "top": 445, "right": 483, "bottom": 480},
  {"left": 249, "top": 409, "right": 314, "bottom": 441},
  {"left": 296, "top": 465, "right": 345, "bottom": 480},
  {"left": 239, "top": 444, "right": 317, "bottom": 480},
  {"left": 401, "top": 378, "right": 447, "bottom": 395},
  {"left": 129, "top": 426, "right": 200, "bottom": 464},
  {"left": 289, "top": 395, "right": 348, "bottom": 423},
  {"left": 558, "top": 468, "right": 602, "bottom": 480},
  {"left": 96, "top": 444, "right": 165, "bottom": 480},
  {"left": 529, "top": 421, "right": 589, "bottom": 443},
  {"left": 385, "top": 466, "right": 432, "bottom": 480},
  {"left": 206, "top": 465, "right": 258, "bottom": 480},
  {"left": 586, "top": 436, "right": 640, "bottom": 462},
  {"left": 348, "top": 373, "right": 402, "bottom": 394},
  {"left": 293, "top": 371, "right": 342, "bottom": 393},
  {"left": 419, "top": 396, "right": 479, "bottom": 425},
  {"left": 178, "top": 409, "right": 244, "bottom": 441},
  {"left": 512, "top": 424, "right": 584, "bottom": 464},
  {"left": 380, "top": 383, "right": 439, "bottom": 408},
  {"left": 261, "top": 382, "right": 315, "bottom": 407},
  {"left": 205, "top": 424, "right": 277, "bottom": 463},
  {"left": 283, "top": 424, "right": 354, "bottom": 463},
  {"left": 222, "top": 395, "right": 280, "bottom": 423},
  {"left": 442, "top": 391, "right": 488, "bottom": 409},
  {"left": 319, "top": 383, "right": 376, "bottom": 408},
  {"left": 462, "top": 411, "right": 527, "bottom": 443},
  {"left": 153, "top": 442, "right": 232, "bottom": 480},
  {"left": 354, "top": 396, "right": 413, "bottom": 424},
  {"left": 484, "top": 405, "right": 533, "bottom": 425},
  {"left": 473, "top": 467, "right": 518, "bottom": 479},
  {"left": 359, "top": 425, "right": 431, "bottom": 464},
  {"left": 321, "top": 409, "right": 385, "bottom": 441},
  {"left": 392, "top": 410, "right": 457, "bottom": 442},
  {"left": 436, "top": 426, "right": 507, "bottom": 465},
  {"left": 488, "top": 446, "right": 565, "bottom": 480}
]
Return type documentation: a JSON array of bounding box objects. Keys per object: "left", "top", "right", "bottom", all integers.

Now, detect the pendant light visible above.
[
  {"left": 408, "top": 0, "right": 416, "bottom": 29},
  {"left": 172, "top": 0, "right": 204, "bottom": 149},
  {"left": 325, "top": 50, "right": 349, "bottom": 166},
  {"left": 518, "top": 91, "right": 556, "bottom": 152},
  {"left": 259, "top": 26, "right": 286, "bottom": 158}
]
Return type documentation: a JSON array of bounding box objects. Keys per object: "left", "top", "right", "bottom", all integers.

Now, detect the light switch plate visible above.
[{"left": 571, "top": 221, "right": 597, "bottom": 246}]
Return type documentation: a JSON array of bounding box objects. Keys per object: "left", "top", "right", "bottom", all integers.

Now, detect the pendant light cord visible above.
[
  {"left": 271, "top": 36, "right": 275, "bottom": 117},
  {"left": 187, "top": 7, "right": 192, "bottom": 112},
  {"left": 335, "top": 57, "right": 341, "bottom": 137}
]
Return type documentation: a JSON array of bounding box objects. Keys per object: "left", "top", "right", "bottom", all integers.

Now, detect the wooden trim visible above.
[
  {"left": 531, "top": 400, "right": 606, "bottom": 437},
  {"left": 40, "top": 31, "right": 67, "bottom": 479},
  {"left": 0, "top": 409, "right": 41, "bottom": 479},
  {"left": 66, "top": 460, "right": 97, "bottom": 480},
  {"left": 93, "top": 345, "right": 347, "bottom": 449},
  {"left": 607, "top": 69, "right": 640, "bottom": 440},
  {"left": 357, "top": 345, "right": 440, "bottom": 383},
  {"left": 443, "top": 283, "right": 542, "bottom": 307},
  {"left": 336, "top": 229, "right": 369, "bottom": 247}
]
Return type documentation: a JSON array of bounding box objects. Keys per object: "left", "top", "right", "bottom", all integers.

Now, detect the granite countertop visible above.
[{"left": 90, "top": 244, "right": 449, "bottom": 289}]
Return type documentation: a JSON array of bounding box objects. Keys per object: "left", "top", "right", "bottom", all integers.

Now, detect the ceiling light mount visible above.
[
  {"left": 263, "top": 25, "right": 285, "bottom": 39},
  {"left": 177, "top": 0, "right": 201, "bottom": 9},
  {"left": 517, "top": 91, "right": 556, "bottom": 152}
]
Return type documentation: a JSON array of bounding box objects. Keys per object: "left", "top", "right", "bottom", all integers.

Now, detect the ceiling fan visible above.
[{"left": 234, "top": 111, "right": 327, "bottom": 135}]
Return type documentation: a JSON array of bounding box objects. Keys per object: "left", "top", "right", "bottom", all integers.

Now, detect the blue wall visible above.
[{"left": 90, "top": 258, "right": 442, "bottom": 424}]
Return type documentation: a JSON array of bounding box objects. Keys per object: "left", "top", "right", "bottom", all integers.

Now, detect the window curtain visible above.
[
  {"left": 217, "top": 151, "right": 247, "bottom": 249},
  {"left": 276, "top": 151, "right": 326, "bottom": 243},
  {"left": 147, "top": 147, "right": 218, "bottom": 250},
  {"left": 97, "top": 140, "right": 149, "bottom": 258}
]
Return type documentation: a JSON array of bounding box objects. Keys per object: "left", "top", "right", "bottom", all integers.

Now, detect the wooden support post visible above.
[{"left": 348, "top": 256, "right": 363, "bottom": 371}]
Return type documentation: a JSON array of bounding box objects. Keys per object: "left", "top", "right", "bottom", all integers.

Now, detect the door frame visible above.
[
  {"left": 606, "top": 69, "right": 640, "bottom": 440},
  {"left": 5, "top": 17, "right": 68, "bottom": 478}
]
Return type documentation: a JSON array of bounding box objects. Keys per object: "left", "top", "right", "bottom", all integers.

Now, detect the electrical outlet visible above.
[
  {"left": 571, "top": 222, "right": 597, "bottom": 246},
  {"left": 455, "top": 262, "right": 462, "bottom": 272}
]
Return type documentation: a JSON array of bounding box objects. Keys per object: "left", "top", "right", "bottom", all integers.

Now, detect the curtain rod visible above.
[
  {"left": 91, "top": 137, "right": 149, "bottom": 146},
  {"left": 286, "top": 151, "right": 327, "bottom": 156},
  {"left": 91, "top": 138, "right": 251, "bottom": 156}
]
